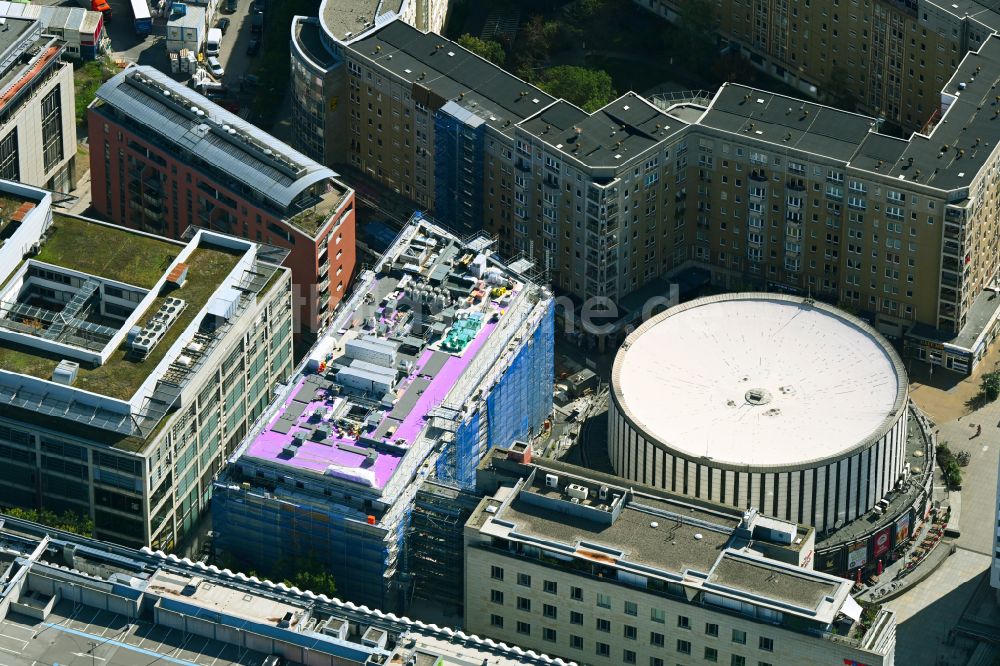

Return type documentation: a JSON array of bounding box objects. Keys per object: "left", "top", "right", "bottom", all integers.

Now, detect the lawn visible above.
[
  {"left": 73, "top": 58, "right": 116, "bottom": 126},
  {"left": 0, "top": 245, "right": 242, "bottom": 402},
  {"left": 37, "top": 215, "right": 181, "bottom": 289}
]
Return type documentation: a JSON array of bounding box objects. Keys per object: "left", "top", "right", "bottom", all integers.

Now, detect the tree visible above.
[
  {"left": 982, "top": 371, "right": 1000, "bottom": 401},
  {"left": 3, "top": 507, "right": 94, "bottom": 537},
  {"left": 457, "top": 34, "right": 505, "bottom": 66},
  {"left": 537, "top": 66, "right": 616, "bottom": 112},
  {"left": 278, "top": 555, "right": 337, "bottom": 597}
]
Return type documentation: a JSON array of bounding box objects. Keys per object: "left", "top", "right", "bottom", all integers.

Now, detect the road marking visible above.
[
  {"left": 0, "top": 646, "right": 18, "bottom": 655},
  {"left": 40, "top": 623, "right": 199, "bottom": 666},
  {"left": 72, "top": 652, "right": 106, "bottom": 661},
  {"left": 983, "top": 445, "right": 989, "bottom": 452}
]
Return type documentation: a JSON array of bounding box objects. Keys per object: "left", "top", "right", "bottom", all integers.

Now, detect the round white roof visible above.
[{"left": 613, "top": 295, "right": 905, "bottom": 468}]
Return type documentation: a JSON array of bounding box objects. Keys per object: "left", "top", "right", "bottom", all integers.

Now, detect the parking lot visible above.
[
  {"left": 3, "top": 601, "right": 265, "bottom": 665},
  {"left": 100, "top": 0, "right": 259, "bottom": 89}
]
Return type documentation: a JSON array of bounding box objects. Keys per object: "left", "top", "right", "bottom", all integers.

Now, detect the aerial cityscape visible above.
[{"left": 3, "top": 0, "right": 1000, "bottom": 663}]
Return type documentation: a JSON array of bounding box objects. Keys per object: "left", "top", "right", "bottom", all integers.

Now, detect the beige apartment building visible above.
[
  {"left": 292, "top": 15, "right": 1000, "bottom": 373},
  {"left": 465, "top": 448, "right": 897, "bottom": 666},
  {"left": 634, "top": 0, "right": 1000, "bottom": 133}
]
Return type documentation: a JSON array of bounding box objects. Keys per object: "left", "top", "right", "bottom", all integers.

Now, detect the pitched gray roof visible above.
[{"left": 94, "top": 66, "right": 337, "bottom": 211}]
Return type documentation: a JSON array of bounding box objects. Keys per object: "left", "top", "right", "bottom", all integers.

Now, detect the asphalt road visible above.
[{"left": 100, "top": 0, "right": 256, "bottom": 89}]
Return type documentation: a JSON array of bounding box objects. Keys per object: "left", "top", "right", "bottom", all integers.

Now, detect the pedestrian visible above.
[{"left": 978, "top": 424, "right": 983, "bottom": 436}]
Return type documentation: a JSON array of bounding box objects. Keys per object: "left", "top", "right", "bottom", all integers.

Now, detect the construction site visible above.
[{"left": 213, "top": 214, "right": 554, "bottom": 612}]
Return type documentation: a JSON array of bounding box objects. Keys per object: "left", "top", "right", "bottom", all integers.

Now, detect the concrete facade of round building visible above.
[{"left": 608, "top": 293, "right": 909, "bottom": 533}]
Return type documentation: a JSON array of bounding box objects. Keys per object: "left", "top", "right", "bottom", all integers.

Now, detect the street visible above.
[{"left": 101, "top": 0, "right": 257, "bottom": 89}]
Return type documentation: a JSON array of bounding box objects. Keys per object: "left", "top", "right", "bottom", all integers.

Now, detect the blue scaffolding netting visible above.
[{"left": 438, "top": 301, "right": 554, "bottom": 488}]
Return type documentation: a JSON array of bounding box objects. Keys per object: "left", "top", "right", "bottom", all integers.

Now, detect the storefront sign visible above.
[
  {"left": 896, "top": 512, "right": 911, "bottom": 542},
  {"left": 873, "top": 525, "right": 892, "bottom": 558},
  {"left": 847, "top": 540, "right": 867, "bottom": 570}
]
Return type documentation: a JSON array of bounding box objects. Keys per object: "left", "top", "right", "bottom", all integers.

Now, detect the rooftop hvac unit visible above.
[
  {"left": 545, "top": 473, "right": 559, "bottom": 489},
  {"left": 361, "top": 626, "right": 388, "bottom": 650},
  {"left": 566, "top": 484, "right": 589, "bottom": 501},
  {"left": 175, "top": 355, "right": 193, "bottom": 368},
  {"left": 598, "top": 485, "right": 609, "bottom": 501},
  {"left": 52, "top": 360, "right": 80, "bottom": 386}
]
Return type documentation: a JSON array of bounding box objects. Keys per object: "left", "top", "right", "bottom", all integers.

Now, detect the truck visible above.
[
  {"left": 205, "top": 27, "right": 221, "bottom": 56},
  {"left": 82, "top": 0, "right": 112, "bottom": 22},
  {"left": 130, "top": 0, "right": 152, "bottom": 36}
]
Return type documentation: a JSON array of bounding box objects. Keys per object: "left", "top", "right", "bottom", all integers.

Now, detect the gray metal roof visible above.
[{"left": 94, "top": 66, "right": 337, "bottom": 211}]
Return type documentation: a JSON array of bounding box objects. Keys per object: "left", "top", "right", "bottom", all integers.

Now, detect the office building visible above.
[
  {"left": 0, "top": 514, "right": 570, "bottom": 666},
  {"left": 634, "top": 0, "right": 1000, "bottom": 133},
  {"left": 465, "top": 449, "right": 898, "bottom": 666},
  {"left": 213, "top": 214, "right": 554, "bottom": 612},
  {"left": 88, "top": 65, "right": 356, "bottom": 336},
  {"left": 0, "top": 17, "right": 77, "bottom": 191},
  {"left": 0, "top": 179, "right": 294, "bottom": 550}
]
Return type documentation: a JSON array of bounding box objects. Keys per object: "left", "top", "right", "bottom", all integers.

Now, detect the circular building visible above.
[{"left": 608, "top": 293, "right": 909, "bottom": 532}]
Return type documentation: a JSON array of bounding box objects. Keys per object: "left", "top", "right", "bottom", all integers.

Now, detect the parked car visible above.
[
  {"left": 246, "top": 38, "right": 260, "bottom": 55},
  {"left": 207, "top": 56, "right": 224, "bottom": 78},
  {"left": 224, "top": 0, "right": 237, "bottom": 11},
  {"left": 215, "top": 17, "right": 230, "bottom": 33}
]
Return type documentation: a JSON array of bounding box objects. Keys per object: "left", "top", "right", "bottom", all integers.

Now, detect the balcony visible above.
[
  {"left": 786, "top": 179, "right": 805, "bottom": 191},
  {"left": 750, "top": 169, "right": 768, "bottom": 182}
]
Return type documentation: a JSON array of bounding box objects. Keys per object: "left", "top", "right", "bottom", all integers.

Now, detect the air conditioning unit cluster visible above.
[
  {"left": 566, "top": 484, "right": 589, "bottom": 501},
  {"left": 131, "top": 297, "right": 187, "bottom": 357}
]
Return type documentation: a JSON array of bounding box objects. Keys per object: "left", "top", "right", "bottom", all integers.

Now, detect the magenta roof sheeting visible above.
[{"left": 243, "top": 316, "right": 500, "bottom": 491}]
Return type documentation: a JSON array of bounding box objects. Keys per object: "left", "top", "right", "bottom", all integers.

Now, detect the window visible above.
[
  {"left": 759, "top": 637, "right": 774, "bottom": 652},
  {"left": 490, "top": 590, "right": 503, "bottom": 604},
  {"left": 651, "top": 608, "right": 665, "bottom": 623},
  {"left": 543, "top": 628, "right": 557, "bottom": 642},
  {"left": 733, "top": 629, "right": 747, "bottom": 645},
  {"left": 490, "top": 614, "right": 503, "bottom": 628},
  {"left": 596, "top": 643, "right": 610, "bottom": 657},
  {"left": 543, "top": 580, "right": 557, "bottom": 594},
  {"left": 624, "top": 601, "right": 638, "bottom": 616},
  {"left": 731, "top": 657, "right": 746, "bottom": 666},
  {"left": 706, "top": 623, "right": 719, "bottom": 637},
  {"left": 624, "top": 625, "right": 637, "bottom": 640},
  {"left": 491, "top": 566, "right": 504, "bottom": 581},
  {"left": 517, "top": 597, "right": 531, "bottom": 612},
  {"left": 570, "top": 635, "right": 583, "bottom": 650},
  {"left": 596, "top": 618, "right": 611, "bottom": 633},
  {"left": 678, "top": 615, "right": 691, "bottom": 629},
  {"left": 677, "top": 639, "right": 692, "bottom": 655},
  {"left": 516, "top": 621, "right": 530, "bottom": 636},
  {"left": 543, "top": 604, "right": 557, "bottom": 619},
  {"left": 41, "top": 86, "right": 64, "bottom": 172},
  {"left": 571, "top": 586, "right": 583, "bottom": 601},
  {"left": 517, "top": 573, "right": 531, "bottom": 587},
  {"left": 0, "top": 129, "right": 18, "bottom": 181},
  {"left": 650, "top": 631, "right": 665, "bottom": 647},
  {"left": 650, "top": 659, "right": 664, "bottom": 666},
  {"left": 596, "top": 593, "right": 611, "bottom": 609},
  {"left": 570, "top": 611, "right": 583, "bottom": 625},
  {"left": 705, "top": 647, "right": 719, "bottom": 662},
  {"left": 623, "top": 649, "right": 637, "bottom": 664}
]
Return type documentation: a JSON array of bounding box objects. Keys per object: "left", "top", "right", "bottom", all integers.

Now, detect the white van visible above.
[{"left": 205, "top": 27, "right": 222, "bottom": 56}]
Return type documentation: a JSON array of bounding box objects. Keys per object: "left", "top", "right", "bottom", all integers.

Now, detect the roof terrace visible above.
[{"left": 0, "top": 215, "right": 242, "bottom": 398}]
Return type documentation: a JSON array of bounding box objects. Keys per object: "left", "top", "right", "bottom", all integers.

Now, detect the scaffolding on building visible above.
[{"left": 408, "top": 479, "right": 481, "bottom": 609}]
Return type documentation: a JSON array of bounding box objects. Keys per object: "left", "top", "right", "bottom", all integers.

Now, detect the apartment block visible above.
[
  {"left": 0, "top": 179, "right": 294, "bottom": 550},
  {"left": 213, "top": 214, "right": 553, "bottom": 611},
  {"left": 88, "top": 65, "right": 356, "bottom": 336},
  {"left": 635, "top": 0, "right": 1000, "bottom": 133},
  {"left": 288, "top": 0, "right": 452, "bottom": 167},
  {"left": 0, "top": 515, "right": 569, "bottom": 666},
  {"left": 0, "top": 17, "right": 77, "bottom": 191},
  {"left": 465, "top": 449, "right": 897, "bottom": 666},
  {"left": 993, "top": 455, "right": 1000, "bottom": 601}
]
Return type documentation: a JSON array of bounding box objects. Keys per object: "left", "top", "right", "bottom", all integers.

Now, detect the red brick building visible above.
[{"left": 88, "top": 65, "right": 355, "bottom": 336}]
